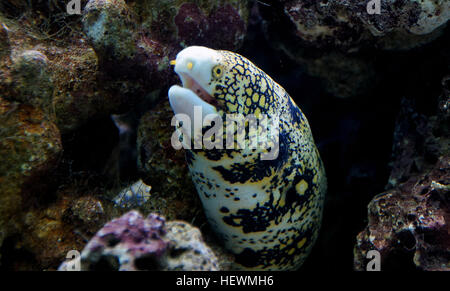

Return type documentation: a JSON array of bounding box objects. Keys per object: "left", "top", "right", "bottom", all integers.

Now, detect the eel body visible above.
[{"left": 168, "top": 46, "right": 326, "bottom": 270}]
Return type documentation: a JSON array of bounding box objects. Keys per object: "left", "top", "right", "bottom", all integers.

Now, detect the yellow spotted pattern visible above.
[{"left": 185, "top": 49, "right": 327, "bottom": 271}]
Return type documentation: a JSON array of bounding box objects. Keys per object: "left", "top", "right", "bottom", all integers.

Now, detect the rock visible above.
[
  {"left": 49, "top": 45, "right": 108, "bottom": 133},
  {"left": 264, "top": 0, "right": 449, "bottom": 51},
  {"left": 354, "top": 77, "right": 450, "bottom": 271},
  {"left": 258, "top": 1, "right": 448, "bottom": 98},
  {"left": 81, "top": 0, "right": 249, "bottom": 110},
  {"left": 83, "top": 0, "right": 138, "bottom": 62},
  {"left": 0, "top": 97, "right": 62, "bottom": 263},
  {"left": 69, "top": 196, "right": 106, "bottom": 234},
  {"left": 354, "top": 156, "right": 449, "bottom": 271},
  {"left": 64, "top": 211, "right": 220, "bottom": 271},
  {"left": 386, "top": 98, "right": 443, "bottom": 189},
  {"left": 132, "top": 0, "right": 249, "bottom": 50},
  {"left": 387, "top": 74, "right": 449, "bottom": 190},
  {"left": 10, "top": 50, "right": 53, "bottom": 110},
  {"left": 164, "top": 220, "right": 220, "bottom": 271},
  {"left": 0, "top": 11, "right": 126, "bottom": 133},
  {"left": 19, "top": 195, "right": 106, "bottom": 270},
  {"left": 82, "top": 0, "right": 173, "bottom": 113},
  {"left": 136, "top": 100, "right": 202, "bottom": 221}
]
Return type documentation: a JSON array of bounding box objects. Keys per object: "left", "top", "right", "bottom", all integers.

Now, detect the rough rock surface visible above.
[
  {"left": 0, "top": 11, "right": 115, "bottom": 133},
  {"left": 19, "top": 195, "right": 107, "bottom": 269},
  {"left": 164, "top": 220, "right": 220, "bottom": 270},
  {"left": 354, "top": 157, "right": 449, "bottom": 271},
  {"left": 137, "top": 100, "right": 202, "bottom": 221},
  {"left": 354, "top": 77, "right": 450, "bottom": 271},
  {"left": 0, "top": 97, "right": 62, "bottom": 263},
  {"left": 259, "top": 1, "right": 449, "bottom": 98},
  {"left": 60, "top": 211, "right": 220, "bottom": 271},
  {"left": 270, "top": 0, "right": 449, "bottom": 50},
  {"left": 82, "top": 0, "right": 249, "bottom": 108},
  {"left": 10, "top": 50, "right": 53, "bottom": 110}
]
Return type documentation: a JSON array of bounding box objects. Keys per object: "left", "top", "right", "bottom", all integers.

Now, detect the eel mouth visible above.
[{"left": 179, "top": 73, "right": 219, "bottom": 107}]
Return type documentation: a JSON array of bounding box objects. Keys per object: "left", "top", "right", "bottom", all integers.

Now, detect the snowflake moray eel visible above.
[{"left": 168, "top": 46, "right": 327, "bottom": 270}]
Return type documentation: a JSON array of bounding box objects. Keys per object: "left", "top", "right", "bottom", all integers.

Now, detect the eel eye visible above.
[{"left": 212, "top": 65, "right": 223, "bottom": 78}]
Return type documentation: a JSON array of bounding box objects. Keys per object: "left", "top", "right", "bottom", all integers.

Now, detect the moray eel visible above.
[{"left": 168, "top": 46, "right": 327, "bottom": 270}]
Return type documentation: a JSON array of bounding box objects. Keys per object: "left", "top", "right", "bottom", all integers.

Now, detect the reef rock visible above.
[
  {"left": 18, "top": 195, "right": 106, "bottom": 270},
  {"left": 354, "top": 77, "right": 450, "bottom": 271},
  {"left": 136, "top": 100, "right": 202, "bottom": 221},
  {"left": 164, "top": 220, "right": 220, "bottom": 271},
  {"left": 134, "top": 0, "right": 248, "bottom": 50},
  {"left": 0, "top": 10, "right": 123, "bottom": 133},
  {"left": 10, "top": 50, "right": 53, "bottom": 111},
  {"left": 60, "top": 211, "right": 219, "bottom": 271},
  {"left": 354, "top": 157, "right": 449, "bottom": 271},
  {"left": 265, "top": 0, "right": 449, "bottom": 50},
  {"left": 82, "top": 0, "right": 249, "bottom": 106},
  {"left": 0, "top": 97, "right": 62, "bottom": 262},
  {"left": 258, "top": 1, "right": 449, "bottom": 98}
]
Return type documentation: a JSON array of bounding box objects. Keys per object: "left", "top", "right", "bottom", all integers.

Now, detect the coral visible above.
[{"left": 62, "top": 211, "right": 220, "bottom": 271}]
